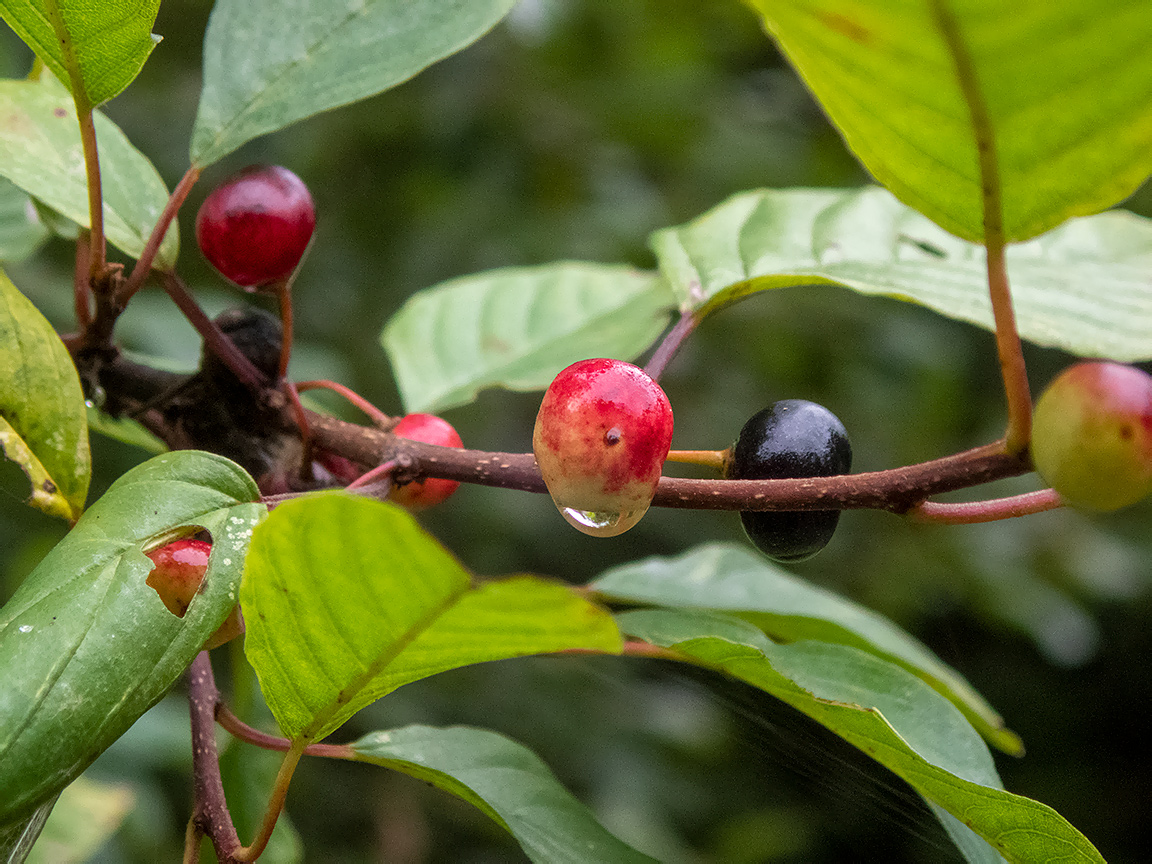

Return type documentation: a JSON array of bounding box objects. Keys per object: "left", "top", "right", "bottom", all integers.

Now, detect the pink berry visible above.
[
  {"left": 196, "top": 165, "right": 316, "bottom": 290},
  {"left": 1031, "top": 361, "right": 1152, "bottom": 511},
  {"left": 390, "top": 413, "right": 464, "bottom": 508},
  {"left": 533, "top": 358, "right": 673, "bottom": 536},
  {"left": 146, "top": 538, "right": 212, "bottom": 617},
  {"left": 145, "top": 538, "right": 243, "bottom": 648}
]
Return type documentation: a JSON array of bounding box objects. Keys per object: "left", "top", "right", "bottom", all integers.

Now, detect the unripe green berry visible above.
[{"left": 1030, "top": 361, "right": 1152, "bottom": 511}]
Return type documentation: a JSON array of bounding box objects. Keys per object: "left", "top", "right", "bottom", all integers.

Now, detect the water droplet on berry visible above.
[{"left": 560, "top": 506, "right": 645, "bottom": 537}]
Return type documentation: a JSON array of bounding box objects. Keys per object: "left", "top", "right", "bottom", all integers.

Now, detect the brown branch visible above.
[
  {"left": 187, "top": 652, "right": 242, "bottom": 864},
  {"left": 88, "top": 350, "right": 1035, "bottom": 515},
  {"left": 308, "top": 411, "right": 1032, "bottom": 514}
]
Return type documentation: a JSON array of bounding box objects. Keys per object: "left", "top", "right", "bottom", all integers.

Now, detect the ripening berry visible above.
[
  {"left": 196, "top": 165, "right": 316, "bottom": 289},
  {"left": 533, "top": 358, "right": 674, "bottom": 537},
  {"left": 1031, "top": 362, "right": 1152, "bottom": 511},
  {"left": 390, "top": 413, "right": 464, "bottom": 508},
  {"left": 145, "top": 538, "right": 243, "bottom": 649},
  {"left": 146, "top": 538, "right": 212, "bottom": 617},
  {"left": 727, "top": 400, "right": 852, "bottom": 562}
]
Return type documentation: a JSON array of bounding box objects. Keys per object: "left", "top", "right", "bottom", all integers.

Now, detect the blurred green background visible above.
[{"left": 3, "top": 1, "right": 1151, "bottom": 862}]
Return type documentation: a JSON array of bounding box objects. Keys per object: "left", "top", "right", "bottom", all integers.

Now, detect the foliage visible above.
[{"left": 1, "top": 1, "right": 1151, "bottom": 862}]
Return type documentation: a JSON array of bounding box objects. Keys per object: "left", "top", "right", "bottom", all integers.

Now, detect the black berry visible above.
[{"left": 728, "top": 399, "right": 852, "bottom": 562}]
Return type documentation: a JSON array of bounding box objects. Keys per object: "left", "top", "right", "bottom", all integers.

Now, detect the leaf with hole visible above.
[{"left": 0, "top": 451, "right": 263, "bottom": 823}]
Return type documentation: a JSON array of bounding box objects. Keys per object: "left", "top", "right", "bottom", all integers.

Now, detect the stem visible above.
[
  {"left": 73, "top": 231, "right": 91, "bottom": 330},
  {"left": 187, "top": 652, "right": 242, "bottom": 864},
  {"left": 42, "top": 0, "right": 105, "bottom": 277},
  {"left": 296, "top": 380, "right": 393, "bottom": 427},
  {"left": 215, "top": 704, "right": 353, "bottom": 759},
  {"left": 275, "top": 281, "right": 294, "bottom": 382},
  {"left": 233, "top": 742, "right": 306, "bottom": 862},
  {"left": 161, "top": 272, "right": 267, "bottom": 390},
  {"left": 666, "top": 449, "right": 730, "bottom": 471},
  {"left": 931, "top": 0, "right": 1031, "bottom": 453},
  {"left": 645, "top": 308, "right": 701, "bottom": 381},
  {"left": 346, "top": 458, "right": 398, "bottom": 492},
  {"left": 907, "top": 488, "right": 1063, "bottom": 524},
  {"left": 119, "top": 165, "right": 201, "bottom": 304}
]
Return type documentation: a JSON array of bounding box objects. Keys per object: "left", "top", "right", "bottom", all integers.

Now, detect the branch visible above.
[
  {"left": 309, "top": 411, "right": 1031, "bottom": 514},
  {"left": 187, "top": 652, "right": 242, "bottom": 864},
  {"left": 89, "top": 350, "right": 1034, "bottom": 515}
]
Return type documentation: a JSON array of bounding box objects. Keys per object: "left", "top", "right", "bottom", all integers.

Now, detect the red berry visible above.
[
  {"left": 195, "top": 165, "right": 316, "bottom": 289},
  {"left": 390, "top": 413, "right": 464, "bottom": 508},
  {"left": 1031, "top": 361, "right": 1152, "bottom": 511},
  {"left": 146, "top": 538, "right": 212, "bottom": 617},
  {"left": 533, "top": 358, "right": 673, "bottom": 536},
  {"left": 145, "top": 538, "right": 243, "bottom": 648}
]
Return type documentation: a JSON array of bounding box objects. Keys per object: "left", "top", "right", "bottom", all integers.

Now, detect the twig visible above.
[
  {"left": 906, "top": 488, "right": 1063, "bottom": 524},
  {"left": 644, "top": 307, "right": 700, "bottom": 381},
  {"left": 215, "top": 704, "right": 353, "bottom": 759},
  {"left": 187, "top": 652, "right": 242, "bottom": 864},
  {"left": 119, "top": 165, "right": 201, "bottom": 304}
]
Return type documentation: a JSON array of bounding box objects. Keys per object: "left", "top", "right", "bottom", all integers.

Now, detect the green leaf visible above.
[
  {"left": 0, "top": 267, "right": 90, "bottom": 520},
  {"left": 592, "top": 542, "right": 1021, "bottom": 756},
  {"left": 0, "top": 796, "right": 55, "bottom": 864},
  {"left": 652, "top": 187, "right": 1152, "bottom": 362},
  {"left": 620, "top": 609, "right": 1103, "bottom": 864},
  {"left": 382, "top": 262, "right": 676, "bottom": 414},
  {"left": 0, "top": 1, "right": 161, "bottom": 107},
  {"left": 746, "top": 0, "right": 1152, "bottom": 243},
  {"left": 0, "top": 177, "right": 48, "bottom": 262},
  {"left": 0, "top": 76, "right": 178, "bottom": 267},
  {"left": 351, "top": 725, "right": 658, "bottom": 864},
  {"left": 0, "top": 451, "right": 264, "bottom": 823},
  {"left": 25, "top": 776, "right": 135, "bottom": 864},
  {"left": 190, "top": 0, "right": 517, "bottom": 167},
  {"left": 242, "top": 493, "right": 622, "bottom": 742}
]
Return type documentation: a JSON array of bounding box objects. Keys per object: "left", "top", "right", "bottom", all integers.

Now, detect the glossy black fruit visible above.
[{"left": 728, "top": 399, "right": 852, "bottom": 562}]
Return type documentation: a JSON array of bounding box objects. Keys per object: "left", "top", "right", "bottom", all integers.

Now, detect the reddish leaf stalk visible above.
[
  {"left": 907, "top": 488, "right": 1063, "bottom": 524},
  {"left": 120, "top": 165, "right": 202, "bottom": 304},
  {"left": 73, "top": 232, "right": 91, "bottom": 330},
  {"left": 296, "top": 379, "right": 394, "bottom": 427},
  {"left": 215, "top": 704, "right": 354, "bottom": 759},
  {"left": 931, "top": 0, "right": 1031, "bottom": 453},
  {"left": 645, "top": 307, "right": 700, "bottom": 382}
]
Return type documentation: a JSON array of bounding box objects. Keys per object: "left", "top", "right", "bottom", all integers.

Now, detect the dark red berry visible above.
[
  {"left": 390, "top": 413, "right": 464, "bottom": 508},
  {"left": 196, "top": 165, "right": 316, "bottom": 290},
  {"left": 727, "top": 400, "right": 851, "bottom": 562}
]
